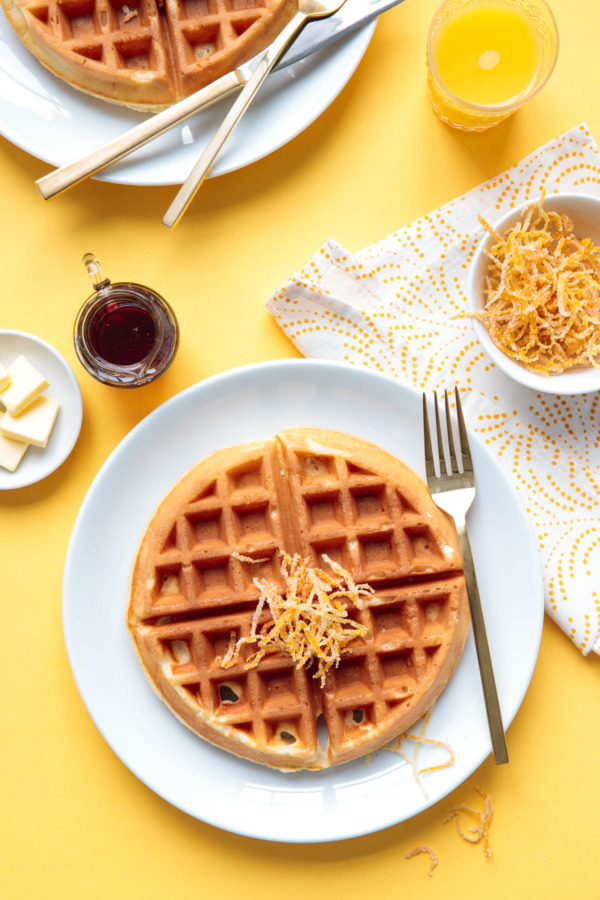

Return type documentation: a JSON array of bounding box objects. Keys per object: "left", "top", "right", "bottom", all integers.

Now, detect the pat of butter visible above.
[
  {"left": 0, "top": 355, "right": 49, "bottom": 415},
  {"left": 1, "top": 395, "right": 59, "bottom": 447},
  {"left": 0, "top": 432, "right": 29, "bottom": 471},
  {"left": 0, "top": 362, "right": 10, "bottom": 393}
]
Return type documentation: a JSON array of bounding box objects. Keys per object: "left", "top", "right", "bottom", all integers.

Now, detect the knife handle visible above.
[{"left": 35, "top": 70, "right": 245, "bottom": 201}]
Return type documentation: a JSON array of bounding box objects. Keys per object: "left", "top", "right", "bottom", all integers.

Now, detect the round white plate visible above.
[
  {"left": 0, "top": 330, "right": 82, "bottom": 490},
  {"left": 63, "top": 359, "right": 543, "bottom": 843},
  {"left": 0, "top": 13, "right": 375, "bottom": 186}
]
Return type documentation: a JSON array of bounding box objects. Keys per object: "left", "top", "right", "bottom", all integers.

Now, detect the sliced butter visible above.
[
  {"left": 1, "top": 395, "right": 59, "bottom": 447},
  {"left": 0, "top": 362, "right": 10, "bottom": 393},
  {"left": 0, "top": 432, "right": 29, "bottom": 472},
  {"left": 0, "top": 355, "right": 50, "bottom": 415}
]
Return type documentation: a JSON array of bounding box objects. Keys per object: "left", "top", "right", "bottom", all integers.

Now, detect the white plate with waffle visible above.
[
  {"left": 63, "top": 359, "right": 544, "bottom": 843},
  {"left": 0, "top": 8, "right": 374, "bottom": 186}
]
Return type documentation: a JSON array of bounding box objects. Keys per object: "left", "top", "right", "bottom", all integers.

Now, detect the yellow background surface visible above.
[{"left": 1, "top": 0, "right": 599, "bottom": 896}]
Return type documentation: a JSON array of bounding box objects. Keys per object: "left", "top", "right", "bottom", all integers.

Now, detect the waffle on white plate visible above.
[
  {"left": 1, "top": 0, "right": 297, "bottom": 109},
  {"left": 127, "top": 428, "right": 470, "bottom": 770}
]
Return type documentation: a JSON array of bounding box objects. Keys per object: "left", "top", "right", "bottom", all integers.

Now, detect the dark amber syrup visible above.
[{"left": 89, "top": 303, "right": 156, "bottom": 366}]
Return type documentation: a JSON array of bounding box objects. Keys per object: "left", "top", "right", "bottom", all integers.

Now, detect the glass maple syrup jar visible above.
[{"left": 74, "top": 254, "right": 179, "bottom": 387}]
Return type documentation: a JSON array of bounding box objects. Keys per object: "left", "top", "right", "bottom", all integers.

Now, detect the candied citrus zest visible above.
[
  {"left": 465, "top": 195, "right": 600, "bottom": 374},
  {"left": 218, "top": 551, "right": 369, "bottom": 684},
  {"left": 405, "top": 845, "right": 438, "bottom": 877},
  {"left": 395, "top": 705, "right": 433, "bottom": 787},
  {"left": 214, "top": 630, "right": 237, "bottom": 668},
  {"left": 378, "top": 706, "right": 455, "bottom": 799},
  {"left": 445, "top": 786, "right": 493, "bottom": 858},
  {"left": 401, "top": 733, "right": 455, "bottom": 775},
  {"left": 231, "top": 552, "right": 269, "bottom": 565}
]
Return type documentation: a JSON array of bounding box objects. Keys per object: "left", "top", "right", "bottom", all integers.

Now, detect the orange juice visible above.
[
  {"left": 430, "top": 1, "right": 541, "bottom": 105},
  {"left": 426, "top": 0, "right": 558, "bottom": 131}
]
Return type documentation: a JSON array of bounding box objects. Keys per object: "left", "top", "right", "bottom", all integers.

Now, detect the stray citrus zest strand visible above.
[
  {"left": 386, "top": 705, "right": 434, "bottom": 796},
  {"left": 218, "top": 552, "right": 371, "bottom": 685},
  {"left": 215, "top": 630, "right": 238, "bottom": 668},
  {"left": 401, "top": 733, "right": 455, "bottom": 775},
  {"left": 468, "top": 195, "right": 600, "bottom": 374},
  {"left": 231, "top": 552, "right": 269, "bottom": 565},
  {"left": 405, "top": 845, "right": 438, "bottom": 877},
  {"left": 378, "top": 706, "right": 455, "bottom": 799},
  {"left": 445, "top": 786, "right": 494, "bottom": 857}
]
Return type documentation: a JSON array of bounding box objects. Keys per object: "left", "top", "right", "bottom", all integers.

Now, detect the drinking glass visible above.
[{"left": 426, "top": 0, "right": 559, "bottom": 131}]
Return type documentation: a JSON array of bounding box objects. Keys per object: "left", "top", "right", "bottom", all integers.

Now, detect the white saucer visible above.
[{"left": 0, "top": 331, "right": 82, "bottom": 490}]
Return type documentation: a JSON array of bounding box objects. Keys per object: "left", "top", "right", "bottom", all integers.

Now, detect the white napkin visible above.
[{"left": 267, "top": 123, "right": 600, "bottom": 656}]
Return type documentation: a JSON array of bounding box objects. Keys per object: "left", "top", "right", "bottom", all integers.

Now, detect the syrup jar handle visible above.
[{"left": 83, "top": 253, "right": 111, "bottom": 292}]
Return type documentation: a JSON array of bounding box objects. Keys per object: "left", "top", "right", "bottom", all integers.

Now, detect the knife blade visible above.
[
  {"left": 273, "top": 0, "right": 405, "bottom": 71},
  {"left": 36, "top": 0, "right": 406, "bottom": 200}
]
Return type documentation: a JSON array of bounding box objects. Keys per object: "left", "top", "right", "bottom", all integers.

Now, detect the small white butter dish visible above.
[{"left": 0, "top": 331, "right": 82, "bottom": 490}]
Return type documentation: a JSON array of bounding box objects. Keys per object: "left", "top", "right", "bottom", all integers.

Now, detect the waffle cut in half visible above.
[
  {"left": 0, "top": 0, "right": 297, "bottom": 110},
  {"left": 128, "top": 428, "right": 470, "bottom": 770}
]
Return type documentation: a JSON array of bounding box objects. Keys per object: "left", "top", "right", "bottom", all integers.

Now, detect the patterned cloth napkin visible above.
[{"left": 267, "top": 122, "right": 600, "bottom": 657}]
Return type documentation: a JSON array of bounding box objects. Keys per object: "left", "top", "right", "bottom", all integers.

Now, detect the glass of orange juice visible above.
[{"left": 426, "top": 0, "right": 558, "bottom": 131}]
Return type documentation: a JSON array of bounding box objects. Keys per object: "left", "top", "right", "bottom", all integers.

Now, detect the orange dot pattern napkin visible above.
[{"left": 267, "top": 123, "right": 600, "bottom": 656}]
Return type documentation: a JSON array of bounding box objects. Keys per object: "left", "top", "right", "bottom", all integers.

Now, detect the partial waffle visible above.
[
  {"left": 0, "top": 0, "right": 297, "bottom": 110},
  {"left": 128, "top": 428, "right": 470, "bottom": 770}
]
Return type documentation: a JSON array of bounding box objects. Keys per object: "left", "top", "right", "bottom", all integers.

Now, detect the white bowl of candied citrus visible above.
[{"left": 467, "top": 193, "right": 600, "bottom": 394}]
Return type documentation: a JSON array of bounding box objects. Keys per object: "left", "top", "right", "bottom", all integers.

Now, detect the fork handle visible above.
[{"left": 457, "top": 523, "right": 509, "bottom": 765}]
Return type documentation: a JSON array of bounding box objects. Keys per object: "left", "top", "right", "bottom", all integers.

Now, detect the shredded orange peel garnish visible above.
[
  {"left": 470, "top": 194, "right": 600, "bottom": 374},
  {"left": 405, "top": 845, "right": 438, "bottom": 877},
  {"left": 218, "top": 552, "right": 371, "bottom": 685},
  {"left": 445, "top": 786, "right": 494, "bottom": 857},
  {"left": 403, "top": 787, "right": 493, "bottom": 876},
  {"left": 400, "top": 732, "right": 455, "bottom": 776},
  {"left": 377, "top": 706, "right": 455, "bottom": 797}
]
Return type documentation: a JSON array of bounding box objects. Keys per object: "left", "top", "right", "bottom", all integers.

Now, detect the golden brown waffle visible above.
[
  {"left": 128, "top": 429, "right": 470, "bottom": 770},
  {"left": 1, "top": 0, "right": 297, "bottom": 110}
]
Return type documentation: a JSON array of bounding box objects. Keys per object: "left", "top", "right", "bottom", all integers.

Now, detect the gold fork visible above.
[{"left": 423, "top": 388, "right": 509, "bottom": 765}]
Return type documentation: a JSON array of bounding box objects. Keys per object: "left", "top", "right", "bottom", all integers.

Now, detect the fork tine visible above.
[
  {"left": 433, "top": 391, "right": 448, "bottom": 475},
  {"left": 444, "top": 389, "right": 459, "bottom": 474},
  {"left": 454, "top": 387, "right": 474, "bottom": 475},
  {"left": 422, "top": 394, "right": 436, "bottom": 481}
]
